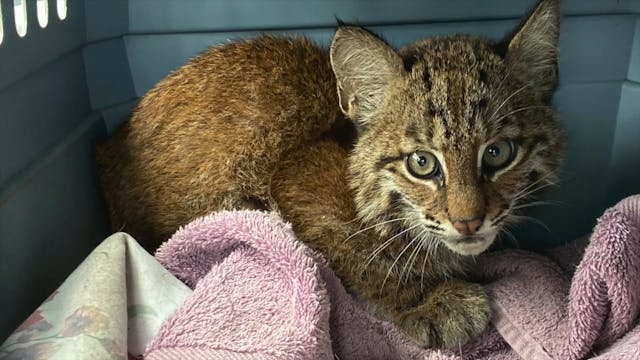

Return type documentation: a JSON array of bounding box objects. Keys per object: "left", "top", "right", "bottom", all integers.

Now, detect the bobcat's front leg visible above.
[{"left": 385, "top": 280, "right": 491, "bottom": 349}]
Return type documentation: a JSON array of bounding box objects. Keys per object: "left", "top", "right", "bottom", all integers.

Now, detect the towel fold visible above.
[{"left": 146, "top": 195, "right": 640, "bottom": 360}]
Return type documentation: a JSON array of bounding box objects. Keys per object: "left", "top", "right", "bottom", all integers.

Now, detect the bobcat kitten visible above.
[{"left": 97, "top": 0, "right": 563, "bottom": 349}]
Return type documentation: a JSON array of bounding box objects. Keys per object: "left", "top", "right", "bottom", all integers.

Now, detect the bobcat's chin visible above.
[{"left": 441, "top": 227, "right": 499, "bottom": 256}]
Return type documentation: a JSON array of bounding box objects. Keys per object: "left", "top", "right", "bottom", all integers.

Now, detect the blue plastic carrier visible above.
[{"left": 1, "top": 0, "right": 639, "bottom": 339}]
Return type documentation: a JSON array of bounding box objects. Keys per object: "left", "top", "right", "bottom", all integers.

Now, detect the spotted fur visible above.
[{"left": 97, "top": 0, "right": 563, "bottom": 349}]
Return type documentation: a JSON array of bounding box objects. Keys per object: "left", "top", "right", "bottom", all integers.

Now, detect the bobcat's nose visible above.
[{"left": 451, "top": 218, "right": 483, "bottom": 236}]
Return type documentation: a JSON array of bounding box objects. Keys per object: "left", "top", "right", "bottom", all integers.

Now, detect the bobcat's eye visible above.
[
  {"left": 407, "top": 151, "right": 440, "bottom": 179},
  {"left": 482, "top": 140, "right": 517, "bottom": 170}
]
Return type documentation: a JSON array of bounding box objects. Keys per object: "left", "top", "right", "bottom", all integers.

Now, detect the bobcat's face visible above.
[
  {"left": 331, "top": 0, "right": 563, "bottom": 257},
  {"left": 351, "top": 39, "right": 562, "bottom": 256}
]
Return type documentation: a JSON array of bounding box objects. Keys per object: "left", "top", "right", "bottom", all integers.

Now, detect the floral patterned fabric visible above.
[{"left": 0, "top": 233, "right": 192, "bottom": 360}]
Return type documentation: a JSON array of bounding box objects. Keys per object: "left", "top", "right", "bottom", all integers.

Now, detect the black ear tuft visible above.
[{"left": 402, "top": 52, "right": 419, "bottom": 72}]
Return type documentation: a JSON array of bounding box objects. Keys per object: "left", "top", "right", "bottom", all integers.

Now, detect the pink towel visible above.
[{"left": 145, "top": 195, "right": 640, "bottom": 360}]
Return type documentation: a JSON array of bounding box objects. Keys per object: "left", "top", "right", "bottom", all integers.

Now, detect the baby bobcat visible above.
[{"left": 97, "top": 0, "right": 563, "bottom": 349}]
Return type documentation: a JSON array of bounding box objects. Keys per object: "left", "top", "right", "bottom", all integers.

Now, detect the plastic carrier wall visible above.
[{"left": 1, "top": 0, "right": 639, "bottom": 340}]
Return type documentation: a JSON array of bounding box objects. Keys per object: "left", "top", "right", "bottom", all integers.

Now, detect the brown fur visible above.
[{"left": 97, "top": 0, "right": 563, "bottom": 349}]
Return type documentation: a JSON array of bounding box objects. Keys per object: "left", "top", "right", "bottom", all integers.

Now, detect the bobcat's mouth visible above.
[{"left": 441, "top": 228, "right": 498, "bottom": 256}]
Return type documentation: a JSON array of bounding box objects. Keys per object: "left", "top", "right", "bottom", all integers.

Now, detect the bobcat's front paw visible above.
[{"left": 399, "top": 282, "right": 491, "bottom": 349}]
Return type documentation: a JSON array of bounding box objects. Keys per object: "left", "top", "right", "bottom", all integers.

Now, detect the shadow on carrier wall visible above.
[{"left": 1, "top": 0, "right": 639, "bottom": 341}]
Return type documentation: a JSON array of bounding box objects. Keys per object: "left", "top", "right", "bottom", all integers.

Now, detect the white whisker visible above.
[
  {"left": 364, "top": 223, "right": 421, "bottom": 268},
  {"left": 343, "top": 217, "right": 408, "bottom": 244},
  {"left": 493, "top": 67, "right": 513, "bottom": 99},
  {"left": 512, "top": 182, "right": 557, "bottom": 204},
  {"left": 488, "top": 84, "right": 529, "bottom": 123},
  {"left": 511, "top": 172, "right": 558, "bottom": 203},
  {"left": 510, "top": 214, "right": 551, "bottom": 233},
  {"left": 511, "top": 200, "right": 561, "bottom": 211},
  {"left": 395, "top": 231, "right": 425, "bottom": 298},
  {"left": 380, "top": 234, "right": 420, "bottom": 297},
  {"left": 399, "top": 228, "right": 427, "bottom": 287},
  {"left": 491, "top": 105, "right": 548, "bottom": 125},
  {"left": 499, "top": 225, "right": 519, "bottom": 248},
  {"left": 420, "top": 231, "right": 439, "bottom": 290}
]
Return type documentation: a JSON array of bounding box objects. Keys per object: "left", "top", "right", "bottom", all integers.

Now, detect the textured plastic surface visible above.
[{"left": 1, "top": 0, "right": 639, "bottom": 341}]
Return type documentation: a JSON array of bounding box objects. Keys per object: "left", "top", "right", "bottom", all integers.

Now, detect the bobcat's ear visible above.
[
  {"left": 330, "top": 26, "right": 403, "bottom": 128},
  {"left": 505, "top": 0, "right": 561, "bottom": 102}
]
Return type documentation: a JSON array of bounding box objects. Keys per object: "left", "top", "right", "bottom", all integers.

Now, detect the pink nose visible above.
[{"left": 452, "top": 219, "right": 483, "bottom": 236}]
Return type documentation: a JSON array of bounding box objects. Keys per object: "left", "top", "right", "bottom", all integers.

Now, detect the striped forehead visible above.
[
  {"left": 413, "top": 72, "right": 488, "bottom": 150},
  {"left": 399, "top": 39, "right": 511, "bottom": 150}
]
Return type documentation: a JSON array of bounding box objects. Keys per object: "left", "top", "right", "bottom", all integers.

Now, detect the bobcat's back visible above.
[{"left": 96, "top": 36, "right": 344, "bottom": 247}]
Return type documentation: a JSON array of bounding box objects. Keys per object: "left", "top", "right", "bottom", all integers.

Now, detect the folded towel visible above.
[
  {"left": 145, "top": 195, "right": 640, "bottom": 359},
  {"left": 148, "top": 212, "right": 332, "bottom": 359},
  {"left": 479, "top": 194, "right": 640, "bottom": 360}
]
